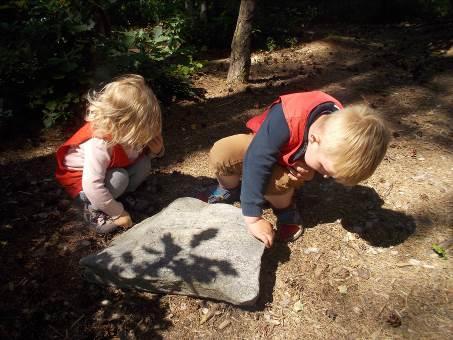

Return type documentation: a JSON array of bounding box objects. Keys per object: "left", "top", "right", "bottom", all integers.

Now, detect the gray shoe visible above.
[{"left": 79, "top": 193, "right": 118, "bottom": 234}]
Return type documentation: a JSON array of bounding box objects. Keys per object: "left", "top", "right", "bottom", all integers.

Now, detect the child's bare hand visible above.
[
  {"left": 287, "top": 160, "right": 315, "bottom": 181},
  {"left": 148, "top": 134, "right": 164, "bottom": 155},
  {"left": 246, "top": 218, "right": 275, "bottom": 248},
  {"left": 114, "top": 210, "right": 133, "bottom": 228}
]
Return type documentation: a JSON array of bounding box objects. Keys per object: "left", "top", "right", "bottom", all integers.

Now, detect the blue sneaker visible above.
[
  {"left": 198, "top": 185, "right": 241, "bottom": 204},
  {"left": 274, "top": 205, "right": 304, "bottom": 242}
]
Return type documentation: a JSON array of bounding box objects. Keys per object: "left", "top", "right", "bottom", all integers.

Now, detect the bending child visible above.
[
  {"left": 56, "top": 74, "right": 164, "bottom": 234},
  {"left": 203, "top": 91, "right": 390, "bottom": 248}
]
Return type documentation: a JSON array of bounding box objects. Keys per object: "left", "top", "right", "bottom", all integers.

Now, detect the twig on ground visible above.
[
  {"left": 70, "top": 314, "right": 85, "bottom": 329},
  {"left": 377, "top": 303, "right": 387, "bottom": 317}
]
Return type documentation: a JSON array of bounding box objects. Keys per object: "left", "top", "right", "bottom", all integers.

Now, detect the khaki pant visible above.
[{"left": 209, "top": 134, "right": 305, "bottom": 196}]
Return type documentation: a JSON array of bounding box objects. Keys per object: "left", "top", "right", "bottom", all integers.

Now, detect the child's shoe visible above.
[
  {"left": 274, "top": 205, "right": 304, "bottom": 242},
  {"left": 83, "top": 204, "right": 119, "bottom": 234},
  {"left": 198, "top": 185, "right": 241, "bottom": 204}
]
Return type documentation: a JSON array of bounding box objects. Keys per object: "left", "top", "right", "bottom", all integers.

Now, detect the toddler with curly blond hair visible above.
[{"left": 56, "top": 74, "right": 164, "bottom": 234}]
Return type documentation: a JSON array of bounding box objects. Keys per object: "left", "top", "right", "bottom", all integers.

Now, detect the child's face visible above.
[{"left": 304, "top": 134, "right": 336, "bottom": 179}]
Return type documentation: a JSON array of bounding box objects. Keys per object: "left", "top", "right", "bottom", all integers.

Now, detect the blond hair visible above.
[
  {"left": 86, "top": 74, "right": 161, "bottom": 149},
  {"left": 321, "top": 105, "right": 390, "bottom": 186}
]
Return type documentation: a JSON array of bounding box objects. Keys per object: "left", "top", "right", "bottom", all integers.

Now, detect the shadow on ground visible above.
[{"left": 296, "top": 178, "right": 417, "bottom": 247}]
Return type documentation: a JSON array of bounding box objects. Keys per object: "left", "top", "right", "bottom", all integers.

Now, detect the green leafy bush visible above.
[{"left": 0, "top": 0, "right": 201, "bottom": 128}]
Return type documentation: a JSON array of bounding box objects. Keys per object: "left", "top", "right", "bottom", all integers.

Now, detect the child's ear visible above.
[{"left": 308, "top": 133, "right": 320, "bottom": 144}]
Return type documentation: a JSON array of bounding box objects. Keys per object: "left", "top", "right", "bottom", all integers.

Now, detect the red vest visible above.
[
  {"left": 55, "top": 123, "right": 133, "bottom": 198},
  {"left": 246, "top": 91, "right": 343, "bottom": 167}
]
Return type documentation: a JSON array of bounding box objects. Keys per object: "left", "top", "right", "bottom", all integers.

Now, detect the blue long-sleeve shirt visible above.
[{"left": 241, "top": 101, "right": 339, "bottom": 217}]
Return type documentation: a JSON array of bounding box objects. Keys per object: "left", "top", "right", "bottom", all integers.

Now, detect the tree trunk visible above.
[
  {"left": 185, "top": 0, "right": 194, "bottom": 20},
  {"left": 227, "top": 0, "right": 257, "bottom": 85},
  {"left": 199, "top": 0, "right": 207, "bottom": 24}
]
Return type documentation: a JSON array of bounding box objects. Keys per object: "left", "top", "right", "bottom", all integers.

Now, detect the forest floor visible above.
[{"left": 0, "top": 23, "right": 452, "bottom": 339}]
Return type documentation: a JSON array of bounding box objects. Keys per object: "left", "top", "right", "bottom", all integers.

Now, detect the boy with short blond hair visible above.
[{"left": 202, "top": 91, "right": 390, "bottom": 247}]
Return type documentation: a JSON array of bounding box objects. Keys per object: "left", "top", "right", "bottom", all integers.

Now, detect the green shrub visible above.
[{"left": 0, "top": 0, "right": 201, "bottom": 128}]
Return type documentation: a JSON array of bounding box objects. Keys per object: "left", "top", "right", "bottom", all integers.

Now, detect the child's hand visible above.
[
  {"left": 148, "top": 134, "right": 164, "bottom": 155},
  {"left": 114, "top": 210, "right": 133, "bottom": 228},
  {"left": 287, "top": 160, "right": 315, "bottom": 182},
  {"left": 245, "top": 217, "right": 275, "bottom": 248}
]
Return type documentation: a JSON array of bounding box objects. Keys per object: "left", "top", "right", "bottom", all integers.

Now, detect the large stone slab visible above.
[{"left": 80, "top": 197, "right": 265, "bottom": 305}]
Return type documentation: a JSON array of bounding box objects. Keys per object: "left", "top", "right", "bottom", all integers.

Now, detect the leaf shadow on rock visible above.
[
  {"left": 296, "top": 178, "right": 417, "bottom": 247},
  {"left": 77, "top": 225, "right": 246, "bottom": 337},
  {"left": 85, "top": 228, "right": 239, "bottom": 299}
]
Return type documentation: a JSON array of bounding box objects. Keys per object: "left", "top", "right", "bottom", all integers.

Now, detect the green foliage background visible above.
[{"left": 0, "top": 0, "right": 450, "bottom": 130}]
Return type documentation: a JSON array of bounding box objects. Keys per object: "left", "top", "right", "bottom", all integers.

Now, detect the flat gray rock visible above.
[{"left": 80, "top": 197, "right": 265, "bottom": 305}]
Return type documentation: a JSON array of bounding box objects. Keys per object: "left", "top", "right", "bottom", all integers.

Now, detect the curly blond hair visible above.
[
  {"left": 321, "top": 105, "right": 390, "bottom": 186},
  {"left": 86, "top": 74, "right": 161, "bottom": 149}
]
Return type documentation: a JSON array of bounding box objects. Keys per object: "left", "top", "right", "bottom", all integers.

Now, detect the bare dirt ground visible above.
[{"left": 0, "top": 23, "right": 452, "bottom": 339}]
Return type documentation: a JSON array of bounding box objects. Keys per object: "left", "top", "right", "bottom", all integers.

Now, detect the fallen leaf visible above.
[{"left": 432, "top": 244, "right": 447, "bottom": 258}]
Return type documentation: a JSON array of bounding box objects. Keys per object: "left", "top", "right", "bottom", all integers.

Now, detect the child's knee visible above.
[
  {"left": 209, "top": 138, "right": 229, "bottom": 168},
  {"left": 105, "top": 168, "right": 129, "bottom": 198},
  {"left": 209, "top": 134, "right": 251, "bottom": 175}
]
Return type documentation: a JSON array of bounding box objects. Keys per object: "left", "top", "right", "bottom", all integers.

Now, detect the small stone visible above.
[
  {"left": 390, "top": 250, "right": 399, "bottom": 255},
  {"left": 293, "top": 300, "right": 304, "bottom": 312},
  {"left": 338, "top": 285, "right": 348, "bottom": 294},
  {"left": 201, "top": 308, "right": 209, "bottom": 315}
]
